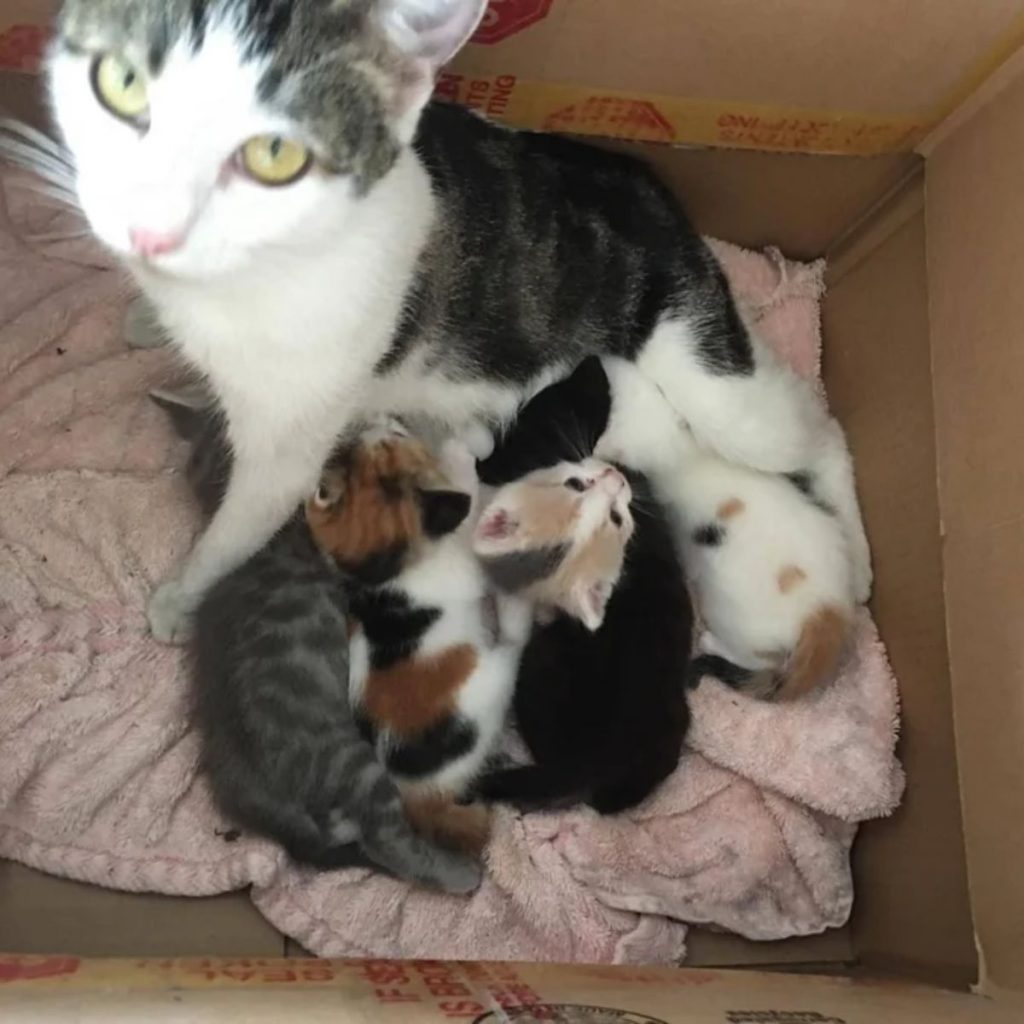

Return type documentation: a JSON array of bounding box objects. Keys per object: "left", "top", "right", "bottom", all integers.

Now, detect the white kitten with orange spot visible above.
[{"left": 598, "top": 357, "right": 858, "bottom": 700}]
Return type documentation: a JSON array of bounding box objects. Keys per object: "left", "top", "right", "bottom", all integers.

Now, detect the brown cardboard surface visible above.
[
  {"left": 927, "top": 68, "right": 1024, "bottom": 995},
  {"left": 684, "top": 927, "right": 853, "bottom": 970},
  {"left": 822, "top": 193, "right": 976, "bottom": 986},
  {"left": 0, "top": 957, "right": 1018, "bottom": 1023},
  {"left": 0, "top": 863, "right": 284, "bottom": 958},
  {"left": 441, "top": 0, "right": 1024, "bottom": 151},
  {"left": 4, "top": 0, "right": 1022, "bottom": 995},
  {"left": 455, "top": 0, "right": 1023, "bottom": 115},
  {"left": 606, "top": 144, "right": 918, "bottom": 260}
]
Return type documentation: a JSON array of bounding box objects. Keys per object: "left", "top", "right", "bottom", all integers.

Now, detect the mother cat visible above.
[{"left": 46, "top": 0, "right": 869, "bottom": 641}]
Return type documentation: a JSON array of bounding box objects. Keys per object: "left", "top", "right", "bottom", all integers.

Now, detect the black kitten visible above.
[{"left": 472, "top": 358, "right": 693, "bottom": 814}]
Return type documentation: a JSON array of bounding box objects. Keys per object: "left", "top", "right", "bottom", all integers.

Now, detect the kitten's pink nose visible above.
[
  {"left": 129, "top": 227, "right": 185, "bottom": 258},
  {"left": 599, "top": 467, "right": 626, "bottom": 493}
]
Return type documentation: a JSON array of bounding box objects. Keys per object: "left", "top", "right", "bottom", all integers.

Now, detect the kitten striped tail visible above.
[{"left": 323, "top": 745, "right": 484, "bottom": 893}]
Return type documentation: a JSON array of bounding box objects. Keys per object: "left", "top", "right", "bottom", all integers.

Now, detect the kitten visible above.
[
  {"left": 305, "top": 420, "right": 529, "bottom": 845},
  {"left": 35, "top": 0, "right": 859, "bottom": 644},
  {"left": 471, "top": 360, "right": 694, "bottom": 814},
  {"left": 150, "top": 390, "right": 482, "bottom": 892},
  {"left": 597, "top": 357, "right": 858, "bottom": 700}
]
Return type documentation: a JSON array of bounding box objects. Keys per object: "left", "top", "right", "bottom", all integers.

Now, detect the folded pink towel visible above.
[{"left": 0, "top": 170, "right": 903, "bottom": 964}]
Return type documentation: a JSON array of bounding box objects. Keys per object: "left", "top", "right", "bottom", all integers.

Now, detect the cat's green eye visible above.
[
  {"left": 240, "top": 134, "right": 312, "bottom": 186},
  {"left": 91, "top": 54, "right": 149, "bottom": 123}
]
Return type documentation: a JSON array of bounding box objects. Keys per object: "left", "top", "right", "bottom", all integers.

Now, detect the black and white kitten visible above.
[
  {"left": 470, "top": 358, "right": 694, "bottom": 814},
  {"left": 151, "top": 390, "right": 483, "bottom": 893},
  {"left": 38, "top": 0, "right": 867, "bottom": 644}
]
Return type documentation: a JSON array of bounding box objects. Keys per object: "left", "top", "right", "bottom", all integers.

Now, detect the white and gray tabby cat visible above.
[
  {"left": 25, "top": 0, "right": 867, "bottom": 643},
  {"left": 151, "top": 390, "right": 483, "bottom": 892}
]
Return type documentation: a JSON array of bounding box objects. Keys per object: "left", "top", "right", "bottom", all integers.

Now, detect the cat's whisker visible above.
[
  {"left": 0, "top": 120, "right": 79, "bottom": 208},
  {"left": 0, "top": 130, "right": 76, "bottom": 179},
  {"left": 551, "top": 421, "right": 588, "bottom": 463},
  {"left": 0, "top": 118, "right": 74, "bottom": 164},
  {"left": 27, "top": 227, "right": 92, "bottom": 243},
  {"left": 19, "top": 182, "right": 81, "bottom": 210}
]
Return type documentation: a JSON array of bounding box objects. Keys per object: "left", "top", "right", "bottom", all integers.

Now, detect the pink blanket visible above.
[{"left": 0, "top": 170, "right": 903, "bottom": 964}]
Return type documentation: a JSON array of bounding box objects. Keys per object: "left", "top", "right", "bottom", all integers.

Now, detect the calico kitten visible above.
[
  {"left": 471, "top": 360, "right": 693, "bottom": 814},
  {"left": 151, "top": 390, "right": 482, "bottom": 892},
  {"left": 305, "top": 420, "right": 529, "bottom": 846},
  {"left": 597, "top": 357, "right": 857, "bottom": 700},
  {"left": 32, "top": 0, "right": 863, "bottom": 645}
]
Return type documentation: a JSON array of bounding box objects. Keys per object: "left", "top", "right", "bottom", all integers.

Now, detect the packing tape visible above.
[
  {"left": 438, "top": 6, "right": 1024, "bottom": 155},
  {"left": 436, "top": 73, "right": 925, "bottom": 155}
]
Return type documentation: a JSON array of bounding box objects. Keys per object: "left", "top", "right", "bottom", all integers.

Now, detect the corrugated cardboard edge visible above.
[{"left": 0, "top": 957, "right": 1019, "bottom": 1022}]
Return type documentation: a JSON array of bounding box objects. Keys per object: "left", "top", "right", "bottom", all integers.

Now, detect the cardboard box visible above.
[{"left": 2, "top": 0, "right": 1024, "bottom": 1019}]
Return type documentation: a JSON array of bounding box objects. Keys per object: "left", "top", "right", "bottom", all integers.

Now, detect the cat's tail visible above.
[
  {"left": 687, "top": 605, "right": 849, "bottom": 702},
  {"left": 775, "top": 604, "right": 849, "bottom": 701},
  {"left": 248, "top": 755, "right": 484, "bottom": 893}
]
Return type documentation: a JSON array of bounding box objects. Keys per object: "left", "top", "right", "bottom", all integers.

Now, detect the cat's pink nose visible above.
[{"left": 129, "top": 227, "right": 185, "bottom": 258}]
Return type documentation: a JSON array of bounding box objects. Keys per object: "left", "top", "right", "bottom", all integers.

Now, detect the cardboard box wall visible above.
[{"left": 2, "top": 0, "right": 1024, "bottom": 1016}]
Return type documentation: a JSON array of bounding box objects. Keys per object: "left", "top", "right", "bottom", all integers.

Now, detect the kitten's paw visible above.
[
  {"left": 593, "top": 435, "right": 626, "bottom": 466},
  {"left": 456, "top": 422, "right": 494, "bottom": 461},
  {"left": 437, "top": 854, "right": 484, "bottom": 894},
  {"left": 147, "top": 579, "right": 198, "bottom": 644},
  {"left": 123, "top": 295, "right": 169, "bottom": 349},
  {"left": 497, "top": 594, "right": 534, "bottom": 645},
  {"left": 439, "top": 438, "right": 480, "bottom": 495}
]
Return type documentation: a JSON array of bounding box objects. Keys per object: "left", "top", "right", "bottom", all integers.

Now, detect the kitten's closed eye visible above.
[
  {"left": 565, "top": 477, "right": 587, "bottom": 492},
  {"left": 610, "top": 510, "right": 623, "bottom": 527}
]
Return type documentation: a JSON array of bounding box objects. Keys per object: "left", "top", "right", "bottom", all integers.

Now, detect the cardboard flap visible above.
[{"left": 927, "top": 63, "right": 1024, "bottom": 997}]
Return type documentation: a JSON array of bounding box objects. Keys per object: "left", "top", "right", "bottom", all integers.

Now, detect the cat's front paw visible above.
[
  {"left": 147, "top": 579, "right": 198, "bottom": 644},
  {"left": 123, "top": 295, "right": 169, "bottom": 350}
]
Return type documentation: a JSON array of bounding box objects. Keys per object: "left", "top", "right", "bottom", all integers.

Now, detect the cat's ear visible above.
[
  {"left": 474, "top": 506, "right": 519, "bottom": 549},
  {"left": 421, "top": 488, "right": 472, "bottom": 537},
  {"left": 562, "top": 580, "right": 612, "bottom": 632},
  {"left": 375, "top": 0, "right": 487, "bottom": 134},
  {"left": 377, "top": 0, "right": 487, "bottom": 67},
  {"left": 149, "top": 388, "right": 215, "bottom": 441}
]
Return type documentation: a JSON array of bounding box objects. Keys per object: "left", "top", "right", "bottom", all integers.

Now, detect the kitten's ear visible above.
[
  {"left": 474, "top": 506, "right": 518, "bottom": 548},
  {"left": 421, "top": 488, "right": 472, "bottom": 537},
  {"left": 149, "top": 388, "right": 214, "bottom": 441},
  {"left": 562, "top": 580, "right": 612, "bottom": 632},
  {"left": 375, "top": 0, "right": 487, "bottom": 134}
]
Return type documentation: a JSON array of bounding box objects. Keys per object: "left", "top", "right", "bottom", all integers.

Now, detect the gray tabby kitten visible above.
[
  {"left": 151, "top": 389, "right": 482, "bottom": 892},
  {"left": 37, "top": 0, "right": 869, "bottom": 648}
]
